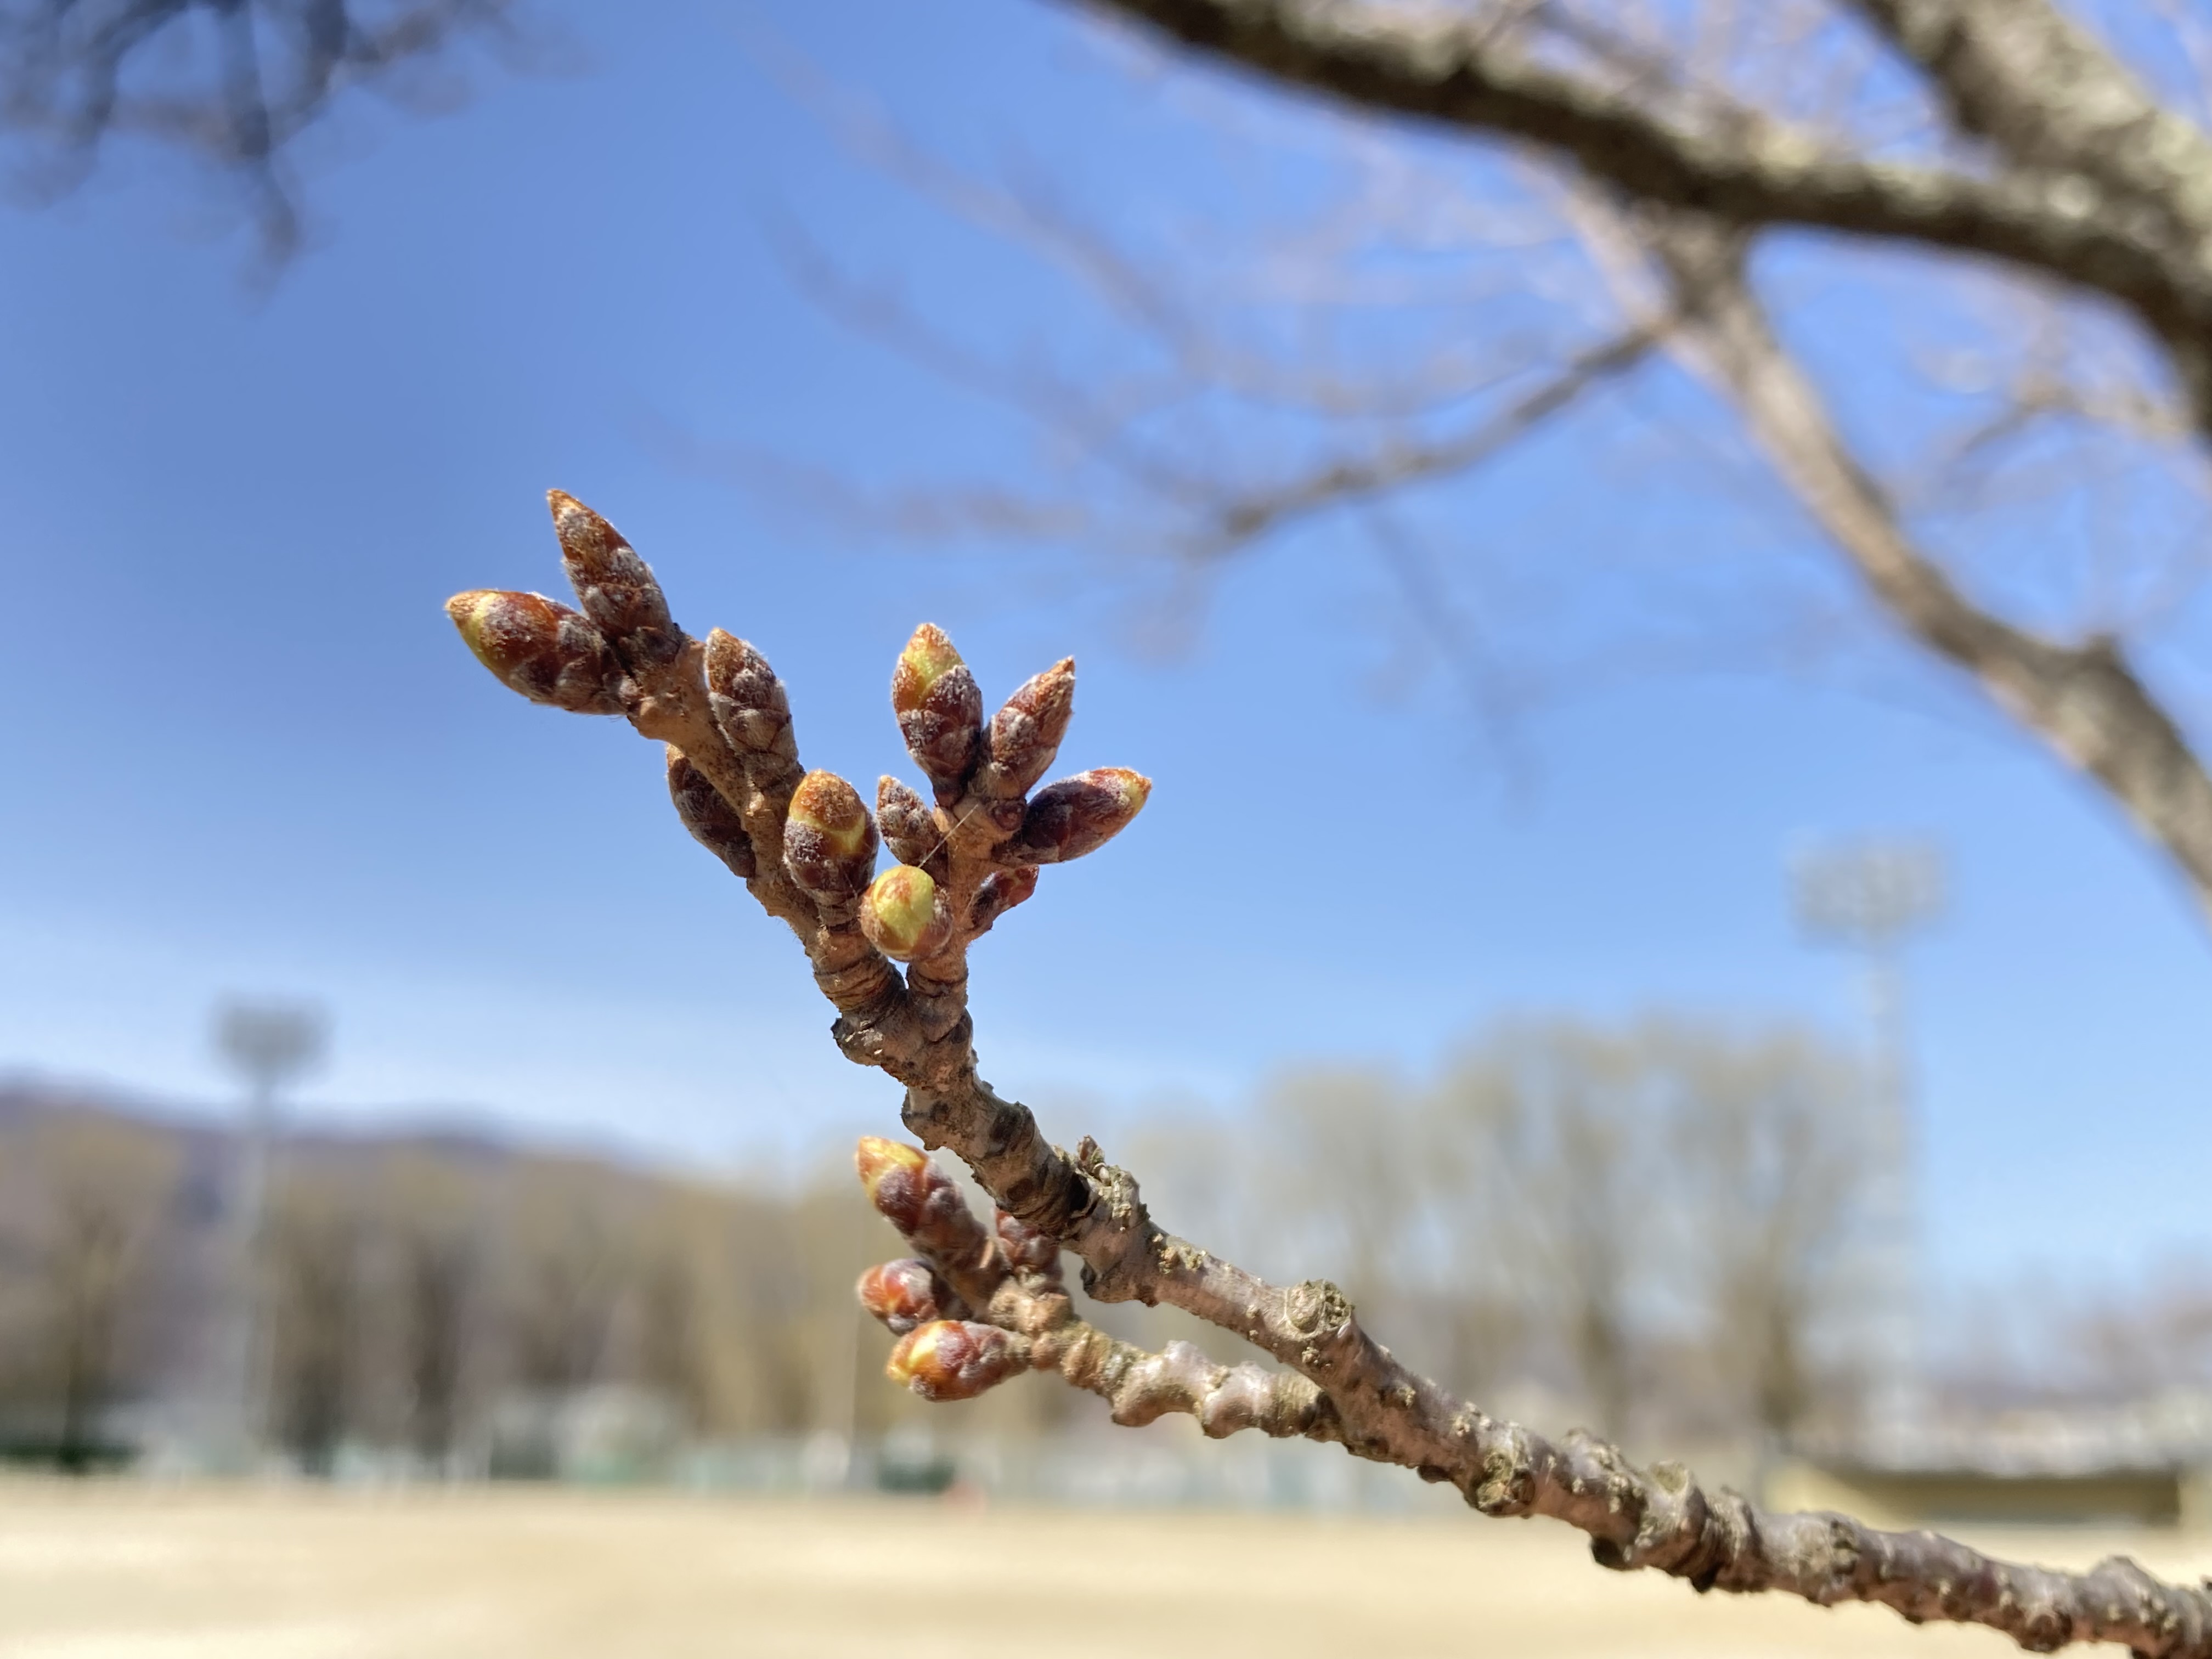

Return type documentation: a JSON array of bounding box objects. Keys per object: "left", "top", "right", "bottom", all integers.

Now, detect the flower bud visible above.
[
  {"left": 704, "top": 629, "right": 796, "bottom": 763},
  {"left": 547, "top": 491, "right": 683, "bottom": 669},
  {"left": 666, "top": 750, "right": 756, "bottom": 880},
  {"left": 856, "top": 1258, "right": 963, "bottom": 1335},
  {"left": 854, "top": 1137, "right": 987, "bottom": 1265},
  {"left": 860, "top": 866, "right": 954, "bottom": 962},
  {"left": 969, "top": 867, "right": 1038, "bottom": 935},
  {"left": 995, "top": 1211, "right": 1060, "bottom": 1277},
  {"left": 445, "top": 590, "right": 628, "bottom": 715},
  {"left": 974, "top": 658, "right": 1075, "bottom": 800},
  {"left": 1013, "top": 769, "right": 1152, "bottom": 865},
  {"left": 890, "top": 624, "right": 983, "bottom": 799},
  {"left": 783, "top": 771, "right": 877, "bottom": 900},
  {"left": 855, "top": 1136, "right": 931, "bottom": 1215},
  {"left": 875, "top": 776, "right": 939, "bottom": 871},
  {"left": 885, "top": 1321, "right": 1025, "bottom": 1402}
]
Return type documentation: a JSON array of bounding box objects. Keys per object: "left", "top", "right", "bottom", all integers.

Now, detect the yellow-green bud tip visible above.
[
  {"left": 884, "top": 1321, "right": 948, "bottom": 1386},
  {"left": 854, "top": 1135, "right": 927, "bottom": 1202},
  {"left": 861, "top": 865, "right": 947, "bottom": 960},
  {"left": 891, "top": 623, "right": 964, "bottom": 711},
  {"left": 788, "top": 771, "right": 871, "bottom": 856}
]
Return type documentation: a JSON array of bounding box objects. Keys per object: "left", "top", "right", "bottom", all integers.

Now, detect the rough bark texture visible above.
[
  {"left": 1068, "top": 0, "right": 2212, "bottom": 922},
  {"left": 451, "top": 494, "right": 2212, "bottom": 1658}
]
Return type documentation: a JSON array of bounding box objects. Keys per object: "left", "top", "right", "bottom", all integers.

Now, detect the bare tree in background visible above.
[
  {"left": 263, "top": 1163, "right": 364, "bottom": 1474},
  {"left": 765, "top": 0, "right": 2212, "bottom": 926},
  {"left": 501, "top": 1158, "right": 630, "bottom": 1395},
  {"left": 0, "top": 0, "right": 526, "bottom": 261},
  {"left": 1144, "top": 1025, "right": 1871, "bottom": 1447},
  {"left": 5, "top": 1114, "right": 178, "bottom": 1470},
  {"left": 1660, "top": 1026, "right": 1870, "bottom": 1443},
  {"left": 376, "top": 1149, "right": 481, "bottom": 1469},
  {"left": 448, "top": 491, "right": 2212, "bottom": 1654}
]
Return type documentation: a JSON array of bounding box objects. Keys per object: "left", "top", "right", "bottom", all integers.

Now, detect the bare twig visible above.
[{"left": 0, "top": 0, "right": 524, "bottom": 261}]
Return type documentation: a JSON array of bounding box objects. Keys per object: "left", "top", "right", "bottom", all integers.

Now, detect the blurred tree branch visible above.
[
  {"left": 808, "top": 0, "right": 2212, "bottom": 918},
  {"left": 0, "top": 0, "right": 529, "bottom": 262}
]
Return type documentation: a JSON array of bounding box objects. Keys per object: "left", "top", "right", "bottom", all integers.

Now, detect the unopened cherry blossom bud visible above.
[
  {"left": 1013, "top": 769, "right": 1152, "bottom": 864},
  {"left": 860, "top": 865, "right": 953, "bottom": 962},
  {"left": 854, "top": 1138, "right": 992, "bottom": 1280},
  {"left": 783, "top": 771, "right": 876, "bottom": 901},
  {"left": 446, "top": 590, "right": 628, "bottom": 715},
  {"left": 666, "top": 750, "right": 756, "bottom": 880},
  {"left": 704, "top": 629, "right": 797, "bottom": 763},
  {"left": 995, "top": 1211, "right": 1060, "bottom": 1277},
  {"left": 975, "top": 658, "right": 1075, "bottom": 800},
  {"left": 876, "top": 776, "right": 939, "bottom": 870},
  {"left": 885, "top": 1320, "right": 1026, "bottom": 1402},
  {"left": 856, "top": 1258, "right": 963, "bottom": 1335},
  {"left": 890, "top": 624, "right": 983, "bottom": 800},
  {"left": 970, "top": 867, "right": 1039, "bottom": 934},
  {"left": 547, "top": 491, "right": 683, "bottom": 669}
]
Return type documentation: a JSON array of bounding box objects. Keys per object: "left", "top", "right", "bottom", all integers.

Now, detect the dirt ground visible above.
[{"left": 1, "top": 1482, "right": 2207, "bottom": 1659}]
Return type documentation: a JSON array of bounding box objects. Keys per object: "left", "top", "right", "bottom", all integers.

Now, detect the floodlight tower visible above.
[
  {"left": 213, "top": 999, "right": 329, "bottom": 1454},
  {"left": 1790, "top": 839, "right": 1944, "bottom": 1444}
]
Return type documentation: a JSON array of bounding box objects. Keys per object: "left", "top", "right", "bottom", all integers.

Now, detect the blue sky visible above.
[{"left": 0, "top": 1, "right": 2204, "bottom": 1291}]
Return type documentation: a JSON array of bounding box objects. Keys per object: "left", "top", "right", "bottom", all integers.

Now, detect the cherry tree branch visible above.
[
  {"left": 1610, "top": 211, "right": 2212, "bottom": 919},
  {"left": 449, "top": 493, "right": 2212, "bottom": 1657},
  {"left": 1068, "top": 0, "right": 2212, "bottom": 422}
]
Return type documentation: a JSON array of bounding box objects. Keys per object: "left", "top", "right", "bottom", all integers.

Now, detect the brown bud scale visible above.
[
  {"left": 704, "top": 629, "right": 797, "bottom": 761},
  {"left": 975, "top": 658, "right": 1075, "bottom": 800},
  {"left": 875, "top": 776, "right": 940, "bottom": 871},
  {"left": 856, "top": 1257, "right": 963, "bottom": 1334},
  {"left": 548, "top": 492, "right": 683, "bottom": 669},
  {"left": 995, "top": 1210, "right": 1061, "bottom": 1277},
  {"left": 970, "top": 867, "right": 1039, "bottom": 935},
  {"left": 667, "top": 751, "right": 757, "bottom": 880},
  {"left": 1014, "top": 768, "right": 1152, "bottom": 865}
]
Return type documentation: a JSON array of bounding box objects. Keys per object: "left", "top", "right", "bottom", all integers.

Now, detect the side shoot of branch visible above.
[{"left": 449, "top": 492, "right": 2212, "bottom": 1659}]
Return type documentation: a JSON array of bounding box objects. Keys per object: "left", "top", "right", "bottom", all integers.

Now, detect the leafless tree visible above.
[
  {"left": 765, "top": 0, "right": 2212, "bottom": 927},
  {"left": 262, "top": 1161, "right": 364, "bottom": 1474},
  {"left": 0, "top": 0, "right": 527, "bottom": 261},
  {"left": 500, "top": 1156, "right": 631, "bottom": 1395},
  {"left": 448, "top": 492, "right": 2212, "bottom": 1655},
  {"left": 1, "top": 1113, "right": 178, "bottom": 1470},
  {"left": 375, "top": 1149, "right": 482, "bottom": 1468}
]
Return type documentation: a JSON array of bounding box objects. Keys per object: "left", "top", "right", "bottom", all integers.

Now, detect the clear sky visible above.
[{"left": 0, "top": 1, "right": 2204, "bottom": 1294}]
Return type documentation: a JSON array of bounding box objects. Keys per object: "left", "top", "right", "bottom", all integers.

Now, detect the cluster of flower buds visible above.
[
  {"left": 548, "top": 491, "right": 685, "bottom": 671},
  {"left": 859, "top": 865, "right": 953, "bottom": 962},
  {"left": 855, "top": 1257, "right": 966, "bottom": 1335},
  {"left": 445, "top": 589, "right": 630, "bottom": 715},
  {"left": 1014, "top": 768, "right": 1153, "bottom": 865},
  {"left": 782, "top": 771, "right": 877, "bottom": 905},
  {"left": 666, "top": 752, "right": 756, "bottom": 880},
  {"left": 890, "top": 625, "right": 984, "bottom": 803},
  {"left": 885, "top": 1320, "right": 1028, "bottom": 1403}
]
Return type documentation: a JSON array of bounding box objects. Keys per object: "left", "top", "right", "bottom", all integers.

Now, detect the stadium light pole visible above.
[
  {"left": 212, "top": 999, "right": 329, "bottom": 1461},
  {"left": 1790, "top": 839, "right": 1945, "bottom": 1445}
]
